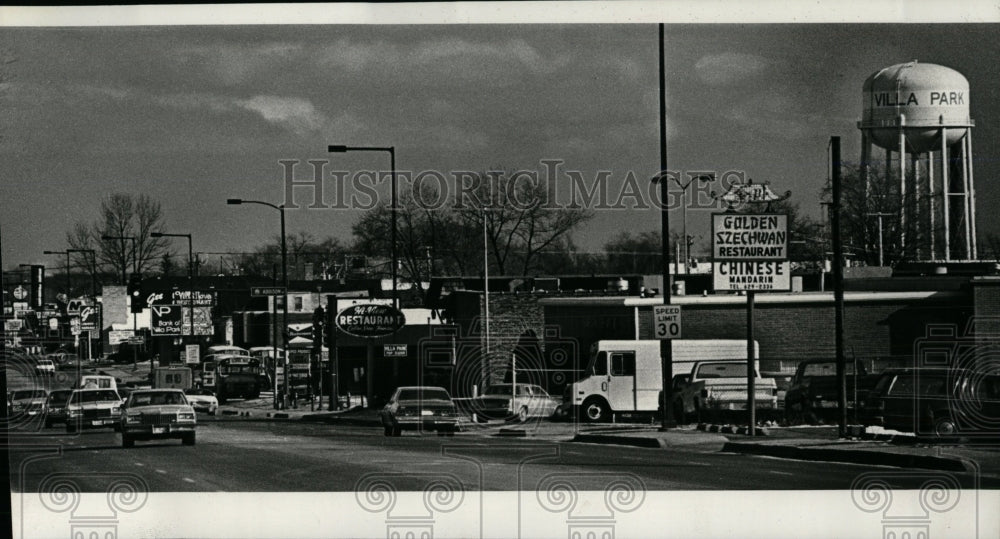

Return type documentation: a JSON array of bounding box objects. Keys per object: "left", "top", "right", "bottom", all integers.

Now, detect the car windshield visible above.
[
  {"left": 483, "top": 385, "right": 513, "bottom": 395},
  {"left": 72, "top": 390, "right": 120, "bottom": 403},
  {"left": 396, "top": 388, "right": 451, "bottom": 401},
  {"left": 695, "top": 363, "right": 748, "bottom": 378},
  {"left": 48, "top": 391, "right": 73, "bottom": 404},
  {"left": 13, "top": 389, "right": 46, "bottom": 400},
  {"left": 128, "top": 392, "right": 188, "bottom": 407}
]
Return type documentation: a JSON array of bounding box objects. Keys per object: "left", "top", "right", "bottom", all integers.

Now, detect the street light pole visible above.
[
  {"left": 102, "top": 235, "right": 138, "bottom": 367},
  {"left": 68, "top": 249, "right": 98, "bottom": 360},
  {"left": 228, "top": 198, "right": 289, "bottom": 408},
  {"left": 670, "top": 174, "right": 715, "bottom": 274},
  {"left": 151, "top": 232, "right": 195, "bottom": 360},
  {"left": 328, "top": 145, "right": 398, "bottom": 309},
  {"left": 43, "top": 250, "right": 71, "bottom": 298}
]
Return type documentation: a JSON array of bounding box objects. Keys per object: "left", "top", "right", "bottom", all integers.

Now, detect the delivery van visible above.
[{"left": 564, "top": 339, "right": 759, "bottom": 422}]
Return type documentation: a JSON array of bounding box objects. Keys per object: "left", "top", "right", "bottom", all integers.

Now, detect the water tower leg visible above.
[
  {"left": 861, "top": 131, "right": 871, "bottom": 200},
  {"left": 910, "top": 153, "right": 920, "bottom": 259},
  {"left": 941, "top": 128, "right": 950, "bottom": 261},
  {"left": 961, "top": 133, "right": 972, "bottom": 260},
  {"left": 966, "top": 129, "right": 977, "bottom": 259},
  {"left": 927, "top": 151, "right": 937, "bottom": 260},
  {"left": 898, "top": 120, "right": 907, "bottom": 257}
]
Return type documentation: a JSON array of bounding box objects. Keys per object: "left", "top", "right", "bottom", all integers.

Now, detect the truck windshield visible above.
[
  {"left": 802, "top": 362, "right": 857, "bottom": 376},
  {"left": 589, "top": 351, "right": 607, "bottom": 376},
  {"left": 695, "top": 363, "right": 748, "bottom": 379}
]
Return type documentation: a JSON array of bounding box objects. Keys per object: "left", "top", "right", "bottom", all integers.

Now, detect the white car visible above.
[
  {"left": 66, "top": 389, "right": 124, "bottom": 432},
  {"left": 183, "top": 388, "right": 219, "bottom": 415},
  {"left": 34, "top": 359, "right": 56, "bottom": 376}
]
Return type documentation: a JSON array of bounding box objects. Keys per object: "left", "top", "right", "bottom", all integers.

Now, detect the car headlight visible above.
[
  {"left": 68, "top": 409, "right": 81, "bottom": 417},
  {"left": 111, "top": 407, "right": 121, "bottom": 414},
  {"left": 125, "top": 413, "right": 141, "bottom": 424},
  {"left": 178, "top": 413, "right": 195, "bottom": 421}
]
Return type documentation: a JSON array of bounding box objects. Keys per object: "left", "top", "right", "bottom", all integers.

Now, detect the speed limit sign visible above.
[{"left": 652, "top": 305, "right": 681, "bottom": 339}]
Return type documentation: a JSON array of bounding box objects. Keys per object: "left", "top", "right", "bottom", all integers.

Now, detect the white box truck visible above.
[{"left": 564, "top": 339, "right": 759, "bottom": 422}]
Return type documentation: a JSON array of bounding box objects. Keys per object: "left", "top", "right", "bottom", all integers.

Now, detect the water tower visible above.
[{"left": 858, "top": 60, "right": 976, "bottom": 261}]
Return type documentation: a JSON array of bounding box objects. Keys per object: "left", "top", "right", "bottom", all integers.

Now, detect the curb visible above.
[
  {"left": 721, "top": 441, "right": 975, "bottom": 473},
  {"left": 572, "top": 434, "right": 664, "bottom": 449}
]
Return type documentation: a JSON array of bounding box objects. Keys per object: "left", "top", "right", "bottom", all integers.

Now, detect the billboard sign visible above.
[
  {"left": 336, "top": 304, "right": 406, "bottom": 338},
  {"left": 151, "top": 304, "right": 183, "bottom": 336}
]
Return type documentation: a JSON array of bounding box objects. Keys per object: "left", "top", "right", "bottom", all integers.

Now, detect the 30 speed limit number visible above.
[{"left": 652, "top": 305, "right": 681, "bottom": 339}]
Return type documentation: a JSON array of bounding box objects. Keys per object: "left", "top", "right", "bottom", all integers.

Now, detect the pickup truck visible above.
[
  {"left": 671, "top": 361, "right": 778, "bottom": 424},
  {"left": 783, "top": 359, "right": 882, "bottom": 425}
]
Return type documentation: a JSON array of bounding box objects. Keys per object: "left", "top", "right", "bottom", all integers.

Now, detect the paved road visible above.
[{"left": 10, "top": 419, "right": 998, "bottom": 493}]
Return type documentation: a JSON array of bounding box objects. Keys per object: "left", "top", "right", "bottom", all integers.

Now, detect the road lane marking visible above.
[
  {"left": 183, "top": 478, "right": 195, "bottom": 483},
  {"left": 155, "top": 469, "right": 167, "bottom": 474},
  {"left": 769, "top": 471, "right": 794, "bottom": 476},
  {"left": 135, "top": 463, "right": 145, "bottom": 467}
]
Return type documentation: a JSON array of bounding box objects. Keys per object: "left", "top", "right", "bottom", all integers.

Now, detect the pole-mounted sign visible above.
[
  {"left": 335, "top": 304, "right": 406, "bottom": 338},
  {"left": 712, "top": 213, "right": 791, "bottom": 291}
]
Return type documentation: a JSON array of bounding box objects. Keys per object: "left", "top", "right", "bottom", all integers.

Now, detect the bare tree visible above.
[{"left": 67, "top": 193, "right": 171, "bottom": 283}]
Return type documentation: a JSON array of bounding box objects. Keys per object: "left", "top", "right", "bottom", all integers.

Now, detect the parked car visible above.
[
  {"left": 784, "top": 359, "right": 881, "bottom": 424},
  {"left": 34, "top": 358, "right": 56, "bottom": 376},
  {"left": 120, "top": 389, "right": 198, "bottom": 447},
  {"left": 184, "top": 388, "right": 219, "bottom": 415},
  {"left": 470, "top": 383, "right": 561, "bottom": 422},
  {"left": 43, "top": 389, "right": 75, "bottom": 428},
  {"left": 861, "top": 367, "right": 1000, "bottom": 437},
  {"left": 9, "top": 388, "right": 48, "bottom": 418},
  {"left": 65, "top": 389, "right": 123, "bottom": 433},
  {"left": 379, "top": 386, "right": 459, "bottom": 437}
]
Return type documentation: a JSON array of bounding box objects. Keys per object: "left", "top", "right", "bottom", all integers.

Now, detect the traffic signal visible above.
[
  {"left": 312, "top": 306, "right": 325, "bottom": 353},
  {"left": 128, "top": 274, "right": 144, "bottom": 313}
]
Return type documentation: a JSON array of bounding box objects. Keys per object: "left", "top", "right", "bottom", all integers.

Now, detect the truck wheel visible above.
[
  {"left": 517, "top": 407, "right": 529, "bottom": 423},
  {"left": 933, "top": 416, "right": 957, "bottom": 437},
  {"left": 582, "top": 398, "right": 609, "bottom": 423},
  {"left": 383, "top": 425, "right": 392, "bottom": 437},
  {"left": 182, "top": 432, "right": 196, "bottom": 446},
  {"left": 121, "top": 432, "right": 134, "bottom": 448}
]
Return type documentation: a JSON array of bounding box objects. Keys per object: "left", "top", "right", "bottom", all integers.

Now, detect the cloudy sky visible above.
[{"left": 3, "top": 21, "right": 999, "bottom": 267}]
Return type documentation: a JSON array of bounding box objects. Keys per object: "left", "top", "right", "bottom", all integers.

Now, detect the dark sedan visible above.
[
  {"left": 379, "top": 386, "right": 459, "bottom": 437},
  {"left": 44, "top": 389, "right": 74, "bottom": 428}
]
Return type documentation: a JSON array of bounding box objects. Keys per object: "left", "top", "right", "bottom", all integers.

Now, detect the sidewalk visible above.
[{"left": 568, "top": 423, "right": 1000, "bottom": 475}]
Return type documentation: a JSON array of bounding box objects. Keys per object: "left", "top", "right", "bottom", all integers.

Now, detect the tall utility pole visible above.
[
  {"left": 328, "top": 145, "right": 398, "bottom": 309},
  {"left": 228, "top": 198, "right": 289, "bottom": 408},
  {"left": 657, "top": 23, "right": 675, "bottom": 431},
  {"left": 831, "top": 136, "right": 848, "bottom": 438}
]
